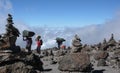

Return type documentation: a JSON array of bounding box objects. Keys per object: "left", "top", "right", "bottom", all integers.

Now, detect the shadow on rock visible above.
[
  {"left": 43, "top": 69, "right": 52, "bottom": 72},
  {"left": 92, "top": 69, "right": 105, "bottom": 73}
]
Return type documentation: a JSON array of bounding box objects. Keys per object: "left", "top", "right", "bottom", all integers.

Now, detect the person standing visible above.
[{"left": 36, "top": 35, "right": 43, "bottom": 54}]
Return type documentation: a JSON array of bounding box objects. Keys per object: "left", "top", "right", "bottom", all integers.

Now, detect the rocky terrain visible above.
[
  {"left": 0, "top": 14, "right": 120, "bottom": 73},
  {"left": 40, "top": 34, "right": 120, "bottom": 73}
]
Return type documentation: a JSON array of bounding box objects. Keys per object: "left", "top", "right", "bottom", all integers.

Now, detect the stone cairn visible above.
[
  {"left": 93, "top": 33, "right": 120, "bottom": 68},
  {"left": 0, "top": 14, "right": 43, "bottom": 73},
  {"left": 71, "top": 34, "right": 82, "bottom": 53},
  {"left": 0, "top": 14, "right": 20, "bottom": 53},
  {"left": 58, "top": 34, "right": 93, "bottom": 72}
]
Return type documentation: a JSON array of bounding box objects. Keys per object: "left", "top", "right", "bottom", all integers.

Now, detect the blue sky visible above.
[{"left": 9, "top": 0, "right": 120, "bottom": 27}]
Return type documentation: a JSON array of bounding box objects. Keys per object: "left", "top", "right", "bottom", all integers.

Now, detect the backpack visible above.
[{"left": 40, "top": 39, "right": 43, "bottom": 45}]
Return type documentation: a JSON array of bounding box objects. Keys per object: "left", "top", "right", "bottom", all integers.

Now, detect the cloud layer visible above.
[{"left": 31, "top": 14, "right": 120, "bottom": 49}]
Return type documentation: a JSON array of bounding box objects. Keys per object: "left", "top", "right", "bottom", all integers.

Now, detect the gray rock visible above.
[
  {"left": 48, "top": 50, "right": 54, "bottom": 56},
  {"left": 117, "top": 61, "right": 120, "bottom": 69},
  {"left": 94, "top": 51, "right": 109, "bottom": 60},
  {"left": 97, "top": 59, "right": 106, "bottom": 66},
  {"left": 114, "top": 50, "right": 120, "bottom": 57},
  {"left": 58, "top": 53, "right": 92, "bottom": 72},
  {"left": 0, "top": 51, "right": 44, "bottom": 73},
  {"left": 0, "top": 62, "right": 37, "bottom": 73},
  {"left": 54, "top": 50, "right": 65, "bottom": 57},
  {"left": 50, "top": 60, "right": 57, "bottom": 65},
  {"left": 42, "top": 50, "right": 49, "bottom": 56}
]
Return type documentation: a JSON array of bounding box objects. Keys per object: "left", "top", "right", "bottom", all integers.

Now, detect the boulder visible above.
[
  {"left": 54, "top": 50, "right": 66, "bottom": 57},
  {"left": 94, "top": 51, "right": 109, "bottom": 60},
  {"left": 71, "top": 46, "right": 82, "bottom": 53},
  {"left": 42, "top": 50, "right": 49, "bottom": 56},
  {"left": 0, "top": 36, "right": 16, "bottom": 49},
  {"left": 81, "top": 45, "right": 92, "bottom": 52},
  {"left": 0, "top": 62, "right": 37, "bottom": 73},
  {"left": 48, "top": 50, "right": 54, "bottom": 56},
  {"left": 50, "top": 60, "right": 57, "bottom": 65},
  {"left": 97, "top": 59, "right": 106, "bottom": 66},
  {"left": 114, "top": 50, "right": 120, "bottom": 57},
  {"left": 58, "top": 53, "right": 92, "bottom": 72},
  {"left": 117, "top": 61, "right": 120, "bottom": 69},
  {"left": 0, "top": 50, "right": 43, "bottom": 73}
]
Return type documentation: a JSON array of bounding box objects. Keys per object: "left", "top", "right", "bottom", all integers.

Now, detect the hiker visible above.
[
  {"left": 23, "top": 37, "right": 32, "bottom": 52},
  {"left": 35, "top": 35, "right": 43, "bottom": 54}
]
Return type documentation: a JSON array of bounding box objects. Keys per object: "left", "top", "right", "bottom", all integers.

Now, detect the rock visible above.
[
  {"left": 0, "top": 62, "right": 37, "bottom": 73},
  {"left": 71, "top": 46, "right": 82, "bottom": 53},
  {"left": 24, "top": 53, "right": 43, "bottom": 70},
  {"left": 42, "top": 50, "right": 49, "bottom": 56},
  {"left": 50, "top": 60, "right": 57, "bottom": 65},
  {"left": 10, "top": 46, "right": 21, "bottom": 53},
  {"left": 114, "top": 50, "right": 120, "bottom": 57},
  {"left": 81, "top": 44, "right": 92, "bottom": 52},
  {"left": 100, "top": 34, "right": 117, "bottom": 51},
  {"left": 97, "top": 59, "right": 106, "bottom": 66},
  {"left": 54, "top": 50, "right": 65, "bottom": 57},
  {"left": 54, "top": 56, "right": 63, "bottom": 63},
  {"left": 108, "top": 34, "right": 117, "bottom": 46},
  {"left": 117, "top": 61, "right": 120, "bottom": 69},
  {"left": 0, "top": 14, "right": 20, "bottom": 52},
  {"left": 0, "top": 14, "right": 43, "bottom": 73},
  {"left": 58, "top": 53, "right": 92, "bottom": 72},
  {"left": 50, "top": 56, "right": 57, "bottom": 65},
  {"left": 6, "top": 14, "right": 20, "bottom": 37},
  {"left": 48, "top": 50, "right": 54, "bottom": 56},
  {"left": 71, "top": 34, "right": 82, "bottom": 53},
  {"left": 94, "top": 51, "right": 109, "bottom": 60},
  {"left": 0, "top": 50, "right": 44, "bottom": 73}
]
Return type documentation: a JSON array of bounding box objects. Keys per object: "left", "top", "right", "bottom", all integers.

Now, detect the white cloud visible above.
[{"left": 41, "top": 39, "right": 56, "bottom": 49}]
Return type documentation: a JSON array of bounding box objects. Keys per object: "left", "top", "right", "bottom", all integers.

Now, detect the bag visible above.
[
  {"left": 40, "top": 39, "right": 43, "bottom": 45},
  {"left": 23, "top": 30, "right": 35, "bottom": 37}
]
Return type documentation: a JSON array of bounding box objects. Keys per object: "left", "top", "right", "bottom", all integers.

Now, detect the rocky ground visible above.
[
  {"left": 0, "top": 47, "right": 119, "bottom": 73},
  {"left": 39, "top": 55, "right": 120, "bottom": 73},
  {"left": 37, "top": 34, "right": 120, "bottom": 73}
]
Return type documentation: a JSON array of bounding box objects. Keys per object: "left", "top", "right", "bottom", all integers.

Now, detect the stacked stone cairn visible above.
[
  {"left": 58, "top": 34, "right": 93, "bottom": 72},
  {"left": 0, "top": 14, "right": 21, "bottom": 53},
  {"left": 71, "top": 34, "right": 82, "bottom": 53},
  {"left": 0, "top": 14, "right": 43, "bottom": 73},
  {"left": 93, "top": 34, "right": 120, "bottom": 69}
]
